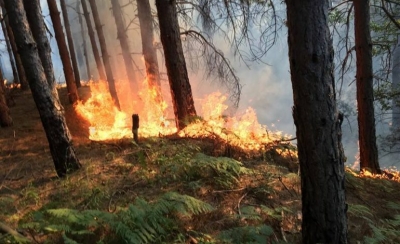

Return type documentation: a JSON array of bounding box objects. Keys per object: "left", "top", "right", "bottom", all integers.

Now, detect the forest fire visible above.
[
  {"left": 75, "top": 81, "right": 285, "bottom": 150},
  {"left": 75, "top": 80, "right": 176, "bottom": 140}
]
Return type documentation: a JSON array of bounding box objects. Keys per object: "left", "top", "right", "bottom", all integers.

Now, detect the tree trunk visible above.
[
  {"left": 3, "top": 9, "right": 29, "bottom": 90},
  {"left": 88, "top": 0, "right": 120, "bottom": 110},
  {"left": 285, "top": 0, "right": 348, "bottom": 243},
  {"left": 1, "top": 11, "right": 19, "bottom": 85},
  {"left": 0, "top": 65, "right": 12, "bottom": 127},
  {"left": 4, "top": 0, "right": 81, "bottom": 177},
  {"left": 80, "top": 0, "right": 106, "bottom": 82},
  {"left": 23, "top": 0, "right": 57, "bottom": 95},
  {"left": 354, "top": 0, "right": 381, "bottom": 174},
  {"left": 155, "top": 0, "right": 197, "bottom": 130},
  {"left": 60, "top": 0, "right": 81, "bottom": 88},
  {"left": 47, "top": 0, "right": 79, "bottom": 104},
  {"left": 78, "top": 0, "right": 91, "bottom": 81},
  {"left": 392, "top": 39, "right": 400, "bottom": 130},
  {"left": 111, "top": 0, "right": 138, "bottom": 94},
  {"left": 137, "top": 0, "right": 162, "bottom": 101}
]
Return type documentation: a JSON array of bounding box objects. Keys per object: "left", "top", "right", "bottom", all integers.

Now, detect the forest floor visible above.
[{"left": 1, "top": 87, "right": 400, "bottom": 244}]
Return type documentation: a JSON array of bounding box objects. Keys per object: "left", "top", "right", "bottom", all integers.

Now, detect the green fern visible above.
[
  {"left": 219, "top": 225, "right": 274, "bottom": 244},
  {"left": 21, "top": 192, "right": 214, "bottom": 244},
  {"left": 158, "top": 152, "right": 251, "bottom": 189},
  {"left": 348, "top": 204, "right": 374, "bottom": 218},
  {"left": 364, "top": 216, "right": 400, "bottom": 243},
  {"left": 387, "top": 201, "right": 400, "bottom": 210}
]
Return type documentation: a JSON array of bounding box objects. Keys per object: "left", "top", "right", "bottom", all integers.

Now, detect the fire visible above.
[
  {"left": 179, "top": 92, "right": 283, "bottom": 150},
  {"left": 75, "top": 80, "right": 285, "bottom": 151},
  {"left": 75, "top": 81, "right": 131, "bottom": 140},
  {"left": 75, "top": 80, "right": 175, "bottom": 140}
]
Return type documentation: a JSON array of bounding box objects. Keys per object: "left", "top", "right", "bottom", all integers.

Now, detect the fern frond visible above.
[
  {"left": 20, "top": 192, "right": 214, "bottom": 243},
  {"left": 348, "top": 204, "right": 373, "bottom": 218},
  {"left": 219, "top": 225, "right": 274, "bottom": 244},
  {"left": 387, "top": 201, "right": 400, "bottom": 210}
]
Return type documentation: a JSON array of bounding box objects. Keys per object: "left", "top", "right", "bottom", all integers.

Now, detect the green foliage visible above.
[
  {"left": 348, "top": 204, "right": 374, "bottom": 218},
  {"left": 364, "top": 216, "right": 400, "bottom": 244},
  {"left": 159, "top": 152, "right": 250, "bottom": 189},
  {"left": 21, "top": 192, "right": 214, "bottom": 244},
  {"left": 218, "top": 225, "right": 273, "bottom": 244},
  {"left": 387, "top": 201, "right": 400, "bottom": 211}
]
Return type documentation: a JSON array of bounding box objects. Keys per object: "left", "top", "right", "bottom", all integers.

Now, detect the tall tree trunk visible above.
[
  {"left": 47, "top": 0, "right": 79, "bottom": 104},
  {"left": 155, "top": 0, "right": 197, "bottom": 130},
  {"left": 1, "top": 11, "right": 19, "bottom": 85},
  {"left": 80, "top": 0, "right": 106, "bottom": 81},
  {"left": 392, "top": 39, "right": 400, "bottom": 131},
  {"left": 3, "top": 9, "right": 29, "bottom": 90},
  {"left": 285, "top": 0, "right": 348, "bottom": 243},
  {"left": 111, "top": 0, "right": 138, "bottom": 94},
  {"left": 88, "top": 0, "right": 120, "bottom": 110},
  {"left": 137, "top": 0, "right": 162, "bottom": 101},
  {"left": 23, "top": 0, "right": 57, "bottom": 95},
  {"left": 354, "top": 0, "right": 381, "bottom": 174},
  {"left": 78, "top": 0, "right": 91, "bottom": 81},
  {"left": 4, "top": 0, "right": 81, "bottom": 177},
  {"left": 60, "top": 0, "right": 81, "bottom": 88},
  {"left": 0, "top": 65, "right": 12, "bottom": 127}
]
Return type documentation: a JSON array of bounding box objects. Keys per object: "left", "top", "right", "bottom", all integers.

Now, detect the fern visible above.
[
  {"left": 387, "top": 201, "right": 400, "bottom": 210},
  {"left": 219, "top": 225, "right": 274, "bottom": 244},
  {"left": 348, "top": 204, "right": 374, "bottom": 218},
  {"left": 21, "top": 192, "right": 214, "bottom": 244},
  {"left": 364, "top": 216, "right": 400, "bottom": 243},
  {"left": 168, "top": 152, "right": 250, "bottom": 189}
]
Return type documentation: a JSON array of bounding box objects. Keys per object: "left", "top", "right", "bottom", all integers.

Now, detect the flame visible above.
[
  {"left": 75, "top": 80, "right": 285, "bottom": 151},
  {"left": 75, "top": 81, "right": 131, "bottom": 140},
  {"left": 75, "top": 79, "right": 176, "bottom": 140},
  {"left": 179, "top": 92, "right": 283, "bottom": 151}
]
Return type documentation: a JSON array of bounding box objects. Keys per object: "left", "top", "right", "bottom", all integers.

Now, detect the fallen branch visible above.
[
  {"left": 0, "top": 221, "right": 31, "bottom": 243},
  {"left": 278, "top": 176, "right": 296, "bottom": 197}
]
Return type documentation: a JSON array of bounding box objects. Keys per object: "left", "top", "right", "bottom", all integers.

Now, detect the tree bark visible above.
[
  {"left": 354, "top": 0, "right": 381, "bottom": 174},
  {"left": 80, "top": 0, "right": 105, "bottom": 81},
  {"left": 47, "top": 0, "right": 79, "bottom": 104},
  {"left": 1, "top": 11, "right": 19, "bottom": 85},
  {"left": 0, "top": 65, "right": 12, "bottom": 127},
  {"left": 393, "top": 39, "right": 400, "bottom": 130},
  {"left": 285, "top": 0, "right": 348, "bottom": 243},
  {"left": 3, "top": 9, "right": 29, "bottom": 90},
  {"left": 60, "top": 0, "right": 81, "bottom": 88},
  {"left": 111, "top": 0, "right": 138, "bottom": 94},
  {"left": 23, "top": 0, "right": 57, "bottom": 95},
  {"left": 155, "top": 0, "right": 197, "bottom": 130},
  {"left": 78, "top": 0, "right": 91, "bottom": 81},
  {"left": 88, "top": 0, "right": 120, "bottom": 110},
  {"left": 137, "top": 0, "right": 162, "bottom": 101},
  {"left": 4, "top": 0, "right": 81, "bottom": 177}
]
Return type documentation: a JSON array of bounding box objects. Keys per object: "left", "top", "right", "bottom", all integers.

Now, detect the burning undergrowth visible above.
[{"left": 75, "top": 80, "right": 293, "bottom": 156}]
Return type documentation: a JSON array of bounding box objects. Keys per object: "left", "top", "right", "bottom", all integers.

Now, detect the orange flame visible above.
[
  {"left": 75, "top": 80, "right": 176, "bottom": 140},
  {"left": 179, "top": 92, "right": 283, "bottom": 150},
  {"left": 75, "top": 81, "right": 131, "bottom": 140},
  {"left": 75, "top": 80, "right": 285, "bottom": 151}
]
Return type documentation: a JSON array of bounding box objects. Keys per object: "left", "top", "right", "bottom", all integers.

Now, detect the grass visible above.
[{"left": 0, "top": 88, "right": 399, "bottom": 243}]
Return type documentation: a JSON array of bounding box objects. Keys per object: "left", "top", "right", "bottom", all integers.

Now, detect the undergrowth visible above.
[{"left": 2, "top": 137, "right": 400, "bottom": 243}]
